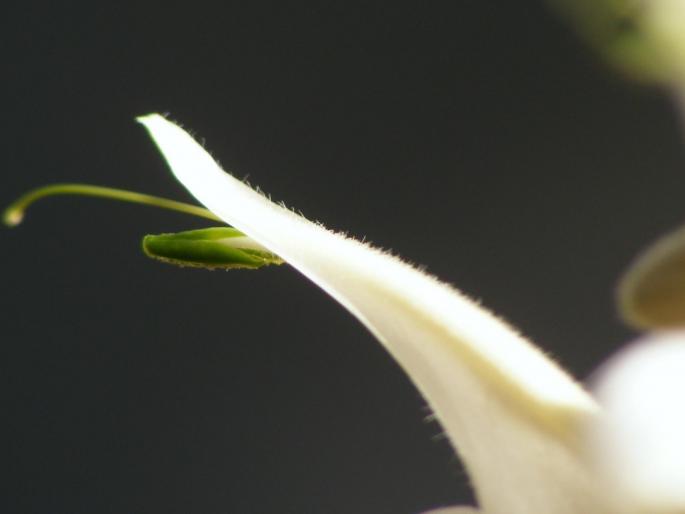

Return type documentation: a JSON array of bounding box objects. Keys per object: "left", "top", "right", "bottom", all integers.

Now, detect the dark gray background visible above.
[{"left": 3, "top": 2, "right": 684, "bottom": 513}]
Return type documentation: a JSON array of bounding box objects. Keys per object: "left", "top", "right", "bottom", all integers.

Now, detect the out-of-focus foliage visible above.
[{"left": 548, "top": 0, "right": 685, "bottom": 87}]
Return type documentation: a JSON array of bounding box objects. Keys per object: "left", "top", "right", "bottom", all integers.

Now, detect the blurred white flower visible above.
[{"left": 138, "top": 114, "right": 685, "bottom": 514}]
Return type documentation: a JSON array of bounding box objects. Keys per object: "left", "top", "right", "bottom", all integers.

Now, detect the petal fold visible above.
[{"left": 138, "top": 114, "right": 611, "bottom": 514}]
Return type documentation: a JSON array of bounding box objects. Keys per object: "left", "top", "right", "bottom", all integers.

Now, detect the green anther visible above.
[{"left": 143, "top": 227, "right": 283, "bottom": 270}]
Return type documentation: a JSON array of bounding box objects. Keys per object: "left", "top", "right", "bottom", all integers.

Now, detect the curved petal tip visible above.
[{"left": 138, "top": 113, "right": 605, "bottom": 514}]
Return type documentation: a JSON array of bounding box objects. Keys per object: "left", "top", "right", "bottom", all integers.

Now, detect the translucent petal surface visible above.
[
  {"left": 590, "top": 331, "right": 685, "bottom": 512},
  {"left": 138, "top": 114, "right": 611, "bottom": 514}
]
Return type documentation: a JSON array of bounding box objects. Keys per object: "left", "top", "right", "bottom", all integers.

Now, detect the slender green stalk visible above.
[{"left": 3, "top": 183, "right": 222, "bottom": 227}]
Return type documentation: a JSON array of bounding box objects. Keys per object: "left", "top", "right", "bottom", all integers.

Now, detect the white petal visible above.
[
  {"left": 589, "top": 331, "right": 685, "bottom": 512},
  {"left": 138, "top": 114, "right": 610, "bottom": 514}
]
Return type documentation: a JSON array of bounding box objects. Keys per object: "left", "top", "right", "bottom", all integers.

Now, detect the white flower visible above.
[{"left": 138, "top": 114, "right": 685, "bottom": 514}]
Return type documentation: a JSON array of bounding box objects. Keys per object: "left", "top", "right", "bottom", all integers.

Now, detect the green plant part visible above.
[
  {"left": 548, "top": 0, "right": 685, "bottom": 87},
  {"left": 618, "top": 223, "right": 685, "bottom": 329},
  {"left": 3, "top": 183, "right": 282, "bottom": 270},
  {"left": 144, "top": 227, "right": 283, "bottom": 270},
  {"left": 3, "top": 183, "right": 222, "bottom": 226}
]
